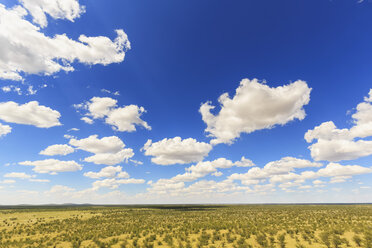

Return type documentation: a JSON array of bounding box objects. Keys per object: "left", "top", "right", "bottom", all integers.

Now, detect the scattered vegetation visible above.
[{"left": 0, "top": 204, "right": 371, "bottom": 247}]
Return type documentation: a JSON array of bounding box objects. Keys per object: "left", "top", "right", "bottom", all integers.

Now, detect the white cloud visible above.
[
  {"left": 0, "top": 123, "right": 11, "bottom": 137},
  {"left": 3, "top": 173, "right": 49, "bottom": 183},
  {"left": 81, "top": 117, "right": 93, "bottom": 124},
  {"left": 20, "top": 0, "right": 85, "bottom": 28},
  {"left": 0, "top": 4, "right": 130, "bottom": 81},
  {"left": 317, "top": 162, "right": 372, "bottom": 178},
  {"left": 81, "top": 97, "right": 117, "bottom": 119},
  {"left": 40, "top": 144, "right": 75, "bottom": 156},
  {"left": 29, "top": 178, "right": 50, "bottom": 183},
  {"left": 365, "top": 89, "right": 372, "bottom": 102},
  {"left": 200, "top": 79, "right": 311, "bottom": 144},
  {"left": 4, "top": 172, "right": 34, "bottom": 179},
  {"left": 212, "top": 171, "right": 223, "bottom": 177},
  {"left": 64, "top": 134, "right": 74, "bottom": 139},
  {"left": 1, "top": 85, "right": 41, "bottom": 95},
  {"left": 69, "top": 135, "right": 124, "bottom": 154},
  {"left": 101, "top": 89, "right": 120, "bottom": 96},
  {"left": 84, "top": 166, "right": 129, "bottom": 179},
  {"left": 47, "top": 185, "right": 75, "bottom": 194},
  {"left": 146, "top": 178, "right": 251, "bottom": 198},
  {"left": 92, "top": 178, "right": 145, "bottom": 190},
  {"left": 1, "top": 86, "right": 21, "bottom": 95},
  {"left": 19, "top": 159, "right": 82, "bottom": 174},
  {"left": 232, "top": 159, "right": 372, "bottom": 190},
  {"left": 313, "top": 179, "right": 325, "bottom": 185},
  {"left": 307, "top": 139, "right": 372, "bottom": 162},
  {"left": 75, "top": 97, "right": 151, "bottom": 132},
  {"left": 146, "top": 157, "right": 254, "bottom": 195},
  {"left": 305, "top": 89, "right": 372, "bottom": 162},
  {"left": 229, "top": 157, "right": 323, "bottom": 185},
  {"left": 83, "top": 149, "right": 134, "bottom": 165},
  {"left": 234, "top": 156, "right": 255, "bottom": 167},
  {"left": 130, "top": 159, "right": 143, "bottom": 166},
  {"left": 329, "top": 176, "right": 350, "bottom": 184},
  {"left": 0, "top": 179, "right": 16, "bottom": 184},
  {"left": 142, "top": 137, "right": 213, "bottom": 165},
  {"left": 1, "top": 86, "right": 11, "bottom": 93},
  {"left": 0, "top": 101, "right": 61, "bottom": 128},
  {"left": 69, "top": 135, "right": 134, "bottom": 165},
  {"left": 27, "top": 86, "right": 37, "bottom": 95},
  {"left": 105, "top": 105, "right": 151, "bottom": 132}
]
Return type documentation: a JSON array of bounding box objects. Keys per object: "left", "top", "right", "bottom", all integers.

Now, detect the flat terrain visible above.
[{"left": 0, "top": 205, "right": 371, "bottom": 247}]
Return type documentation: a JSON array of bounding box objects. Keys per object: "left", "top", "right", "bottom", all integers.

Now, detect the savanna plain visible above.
[{"left": 0, "top": 205, "right": 371, "bottom": 248}]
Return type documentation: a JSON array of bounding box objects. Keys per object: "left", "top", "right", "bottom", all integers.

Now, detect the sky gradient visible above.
[{"left": 0, "top": 0, "right": 372, "bottom": 204}]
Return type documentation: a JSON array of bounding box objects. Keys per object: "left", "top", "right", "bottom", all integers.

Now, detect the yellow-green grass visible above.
[{"left": 0, "top": 205, "right": 371, "bottom": 247}]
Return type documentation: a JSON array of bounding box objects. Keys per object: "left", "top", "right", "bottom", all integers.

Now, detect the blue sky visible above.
[{"left": 0, "top": 0, "right": 372, "bottom": 204}]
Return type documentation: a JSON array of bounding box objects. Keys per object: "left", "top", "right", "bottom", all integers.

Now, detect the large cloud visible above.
[
  {"left": 0, "top": 123, "right": 11, "bottom": 137},
  {"left": 0, "top": 101, "right": 61, "bottom": 128},
  {"left": 200, "top": 79, "right": 311, "bottom": 145},
  {"left": 75, "top": 97, "right": 151, "bottom": 132},
  {"left": 146, "top": 157, "right": 254, "bottom": 195},
  {"left": 19, "top": 159, "right": 82, "bottom": 174},
  {"left": 317, "top": 162, "right": 372, "bottom": 178},
  {"left": 40, "top": 144, "right": 74, "bottom": 156},
  {"left": 229, "top": 157, "right": 372, "bottom": 189},
  {"left": 84, "top": 150, "right": 134, "bottom": 166},
  {"left": 20, "top": 0, "right": 85, "bottom": 27},
  {"left": 173, "top": 157, "right": 254, "bottom": 182},
  {"left": 305, "top": 89, "right": 372, "bottom": 161},
  {"left": 69, "top": 135, "right": 134, "bottom": 165},
  {"left": 69, "top": 135, "right": 124, "bottom": 154},
  {"left": 142, "top": 137, "right": 213, "bottom": 165},
  {"left": 229, "top": 157, "right": 323, "bottom": 185},
  {"left": 0, "top": 3, "right": 130, "bottom": 81}
]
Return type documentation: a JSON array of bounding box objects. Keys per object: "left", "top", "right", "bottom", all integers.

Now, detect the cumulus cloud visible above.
[
  {"left": 47, "top": 185, "right": 75, "bottom": 194},
  {"left": 317, "top": 162, "right": 372, "bottom": 178},
  {"left": 92, "top": 178, "right": 145, "bottom": 190},
  {"left": 0, "top": 123, "right": 11, "bottom": 137},
  {"left": 19, "top": 159, "right": 82, "bottom": 174},
  {"left": 146, "top": 178, "right": 251, "bottom": 198},
  {"left": 229, "top": 157, "right": 322, "bottom": 185},
  {"left": 81, "top": 117, "right": 93, "bottom": 124},
  {"left": 20, "top": 0, "right": 85, "bottom": 28},
  {"left": 212, "top": 171, "right": 223, "bottom": 177},
  {"left": 84, "top": 149, "right": 134, "bottom": 166},
  {"left": 146, "top": 157, "right": 254, "bottom": 195},
  {"left": 142, "top": 137, "right": 213, "bottom": 165},
  {"left": 84, "top": 166, "right": 129, "bottom": 179},
  {"left": 229, "top": 157, "right": 372, "bottom": 192},
  {"left": 69, "top": 135, "right": 134, "bottom": 165},
  {"left": 4, "top": 172, "right": 34, "bottom": 179},
  {"left": 0, "top": 101, "right": 61, "bottom": 128},
  {"left": 0, "top": 3, "right": 130, "bottom": 81},
  {"left": 40, "top": 144, "right": 75, "bottom": 156},
  {"left": 305, "top": 89, "right": 372, "bottom": 161},
  {"left": 69, "top": 135, "right": 124, "bottom": 154},
  {"left": 75, "top": 97, "right": 151, "bottom": 132},
  {"left": 200, "top": 79, "right": 311, "bottom": 145}
]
